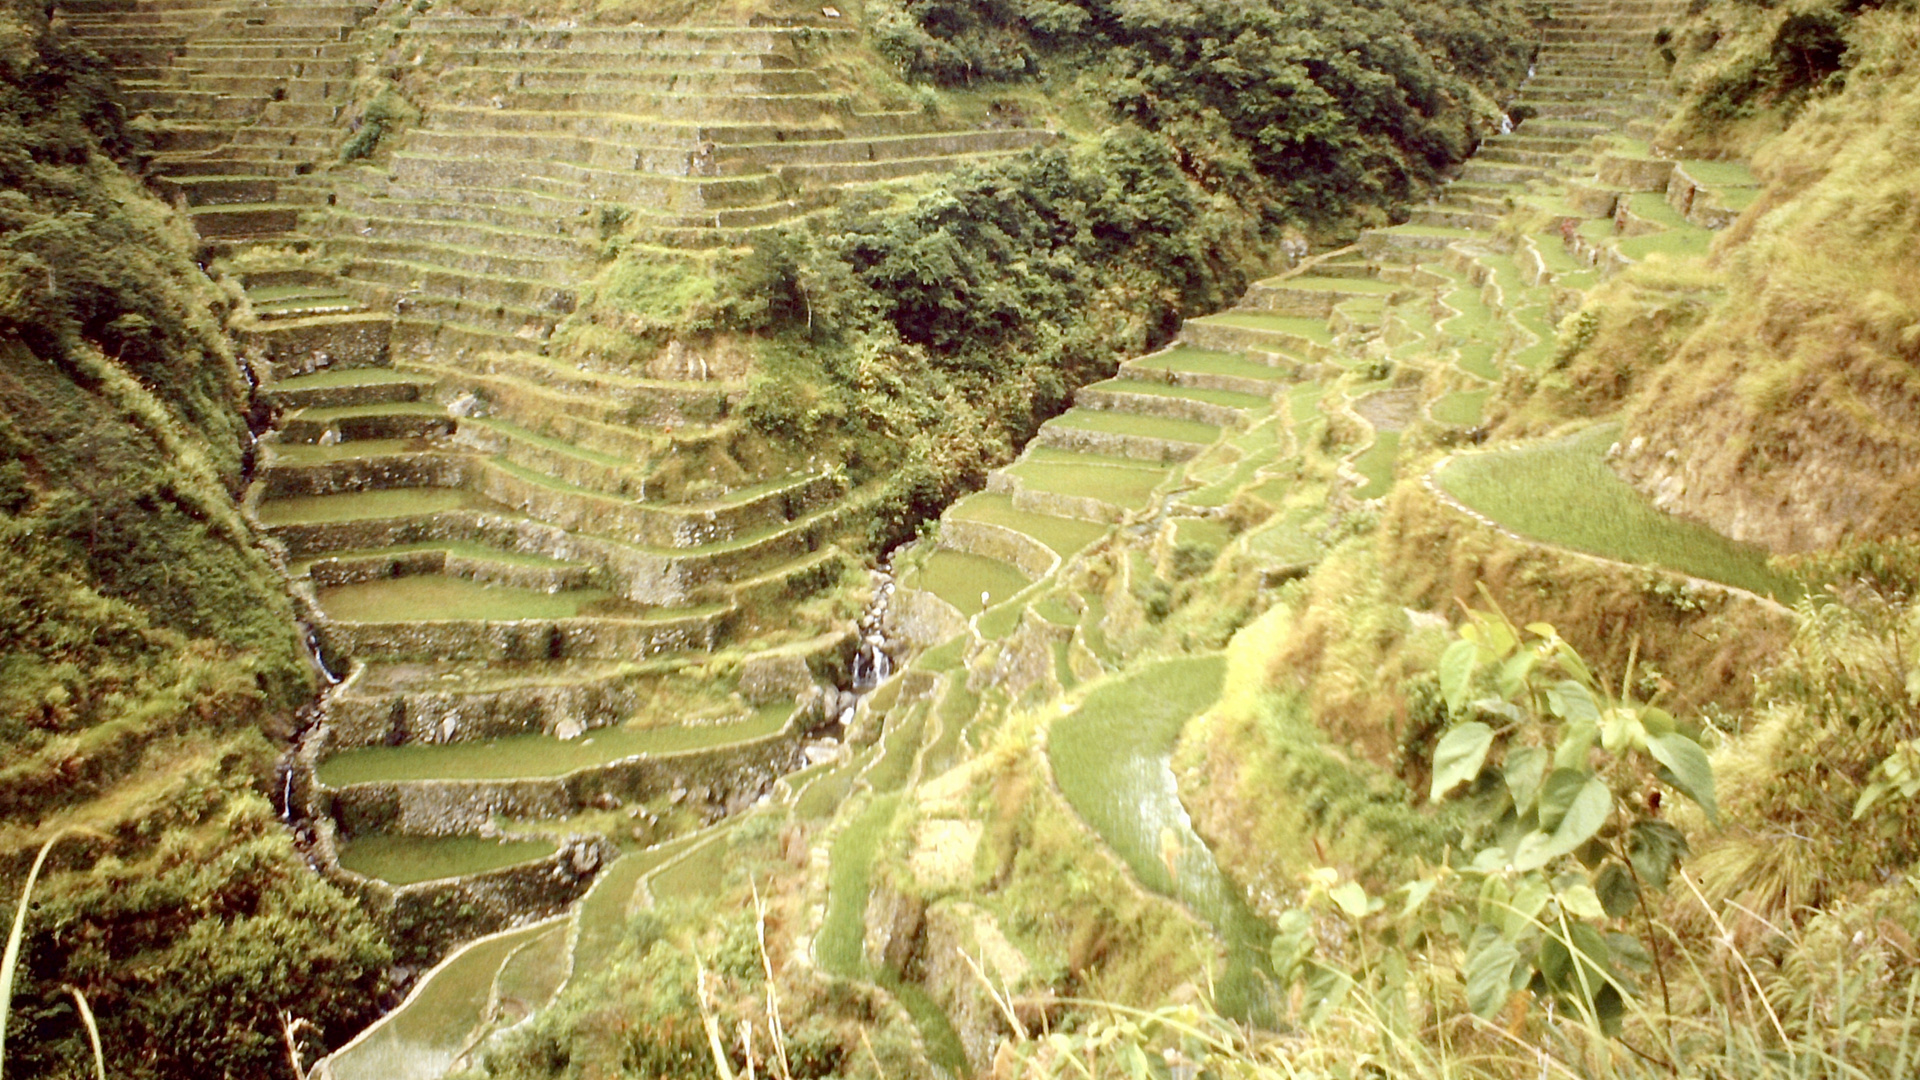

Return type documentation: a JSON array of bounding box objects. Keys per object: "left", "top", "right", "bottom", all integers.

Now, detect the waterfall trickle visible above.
[
  {"left": 851, "top": 560, "right": 898, "bottom": 692},
  {"left": 306, "top": 625, "right": 342, "bottom": 685}
]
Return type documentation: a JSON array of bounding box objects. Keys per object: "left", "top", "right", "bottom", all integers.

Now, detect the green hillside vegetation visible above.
[{"left": 0, "top": 3, "right": 388, "bottom": 1077}]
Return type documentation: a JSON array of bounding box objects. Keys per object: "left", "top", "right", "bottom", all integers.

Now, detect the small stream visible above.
[{"left": 1048, "top": 655, "right": 1278, "bottom": 1023}]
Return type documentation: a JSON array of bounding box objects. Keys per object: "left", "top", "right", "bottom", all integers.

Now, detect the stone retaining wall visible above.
[
  {"left": 315, "top": 817, "right": 613, "bottom": 964},
  {"left": 1032, "top": 424, "right": 1203, "bottom": 464},
  {"left": 327, "top": 665, "right": 650, "bottom": 746},
  {"left": 936, "top": 519, "right": 1058, "bottom": 579},
  {"left": 888, "top": 585, "right": 968, "bottom": 649},
  {"left": 307, "top": 546, "right": 602, "bottom": 593},
  {"left": 317, "top": 710, "right": 817, "bottom": 835},
  {"left": 1594, "top": 152, "right": 1674, "bottom": 192},
  {"left": 314, "top": 607, "right": 734, "bottom": 665},
  {"left": 246, "top": 313, "right": 393, "bottom": 376},
  {"left": 1116, "top": 360, "right": 1281, "bottom": 399},
  {"left": 1073, "top": 388, "right": 1248, "bottom": 428},
  {"left": 261, "top": 452, "right": 471, "bottom": 500}
]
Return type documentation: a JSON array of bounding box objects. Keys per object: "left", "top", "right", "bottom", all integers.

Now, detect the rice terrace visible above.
[{"left": 4, "top": 0, "right": 1920, "bottom": 1077}]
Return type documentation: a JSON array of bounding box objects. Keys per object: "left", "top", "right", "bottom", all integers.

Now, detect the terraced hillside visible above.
[
  {"left": 36, "top": 0, "right": 1834, "bottom": 1075},
  {"left": 51, "top": 0, "right": 1058, "bottom": 990},
  {"left": 303, "top": 0, "right": 1811, "bottom": 1073}
]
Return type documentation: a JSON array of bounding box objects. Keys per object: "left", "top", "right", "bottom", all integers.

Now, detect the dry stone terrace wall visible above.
[{"left": 310, "top": 708, "right": 821, "bottom": 836}]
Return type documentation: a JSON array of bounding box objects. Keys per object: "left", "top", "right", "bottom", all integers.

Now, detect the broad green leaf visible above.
[
  {"left": 1513, "top": 777, "right": 1611, "bottom": 872},
  {"left": 1468, "top": 845, "right": 1509, "bottom": 874},
  {"left": 1498, "top": 649, "right": 1538, "bottom": 700},
  {"left": 1471, "top": 698, "right": 1524, "bottom": 724},
  {"left": 1482, "top": 612, "right": 1518, "bottom": 657},
  {"left": 1329, "top": 881, "right": 1371, "bottom": 918},
  {"left": 1594, "top": 984, "right": 1627, "bottom": 1036},
  {"left": 1504, "top": 746, "right": 1549, "bottom": 816},
  {"left": 1547, "top": 680, "right": 1602, "bottom": 726},
  {"left": 1304, "top": 963, "right": 1353, "bottom": 1029},
  {"left": 1538, "top": 768, "right": 1590, "bottom": 832},
  {"left": 1605, "top": 931, "right": 1652, "bottom": 973},
  {"left": 1628, "top": 820, "right": 1689, "bottom": 891},
  {"left": 1537, "top": 922, "right": 1614, "bottom": 1004},
  {"left": 1639, "top": 705, "right": 1677, "bottom": 737},
  {"left": 1554, "top": 719, "right": 1597, "bottom": 771},
  {"left": 1465, "top": 930, "right": 1525, "bottom": 1018},
  {"left": 1595, "top": 862, "right": 1639, "bottom": 918},
  {"left": 1271, "top": 908, "right": 1315, "bottom": 981},
  {"left": 1854, "top": 780, "right": 1891, "bottom": 820},
  {"left": 1559, "top": 883, "right": 1606, "bottom": 920},
  {"left": 1647, "top": 731, "right": 1718, "bottom": 825},
  {"left": 1439, "top": 638, "right": 1478, "bottom": 715},
  {"left": 1525, "top": 622, "right": 1558, "bottom": 639},
  {"left": 1431, "top": 721, "right": 1494, "bottom": 800},
  {"left": 1504, "top": 878, "right": 1550, "bottom": 937},
  {"left": 1398, "top": 878, "right": 1438, "bottom": 919}
]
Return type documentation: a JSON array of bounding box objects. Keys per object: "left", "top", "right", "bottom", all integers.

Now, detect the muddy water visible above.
[{"left": 1048, "top": 655, "right": 1276, "bottom": 1022}]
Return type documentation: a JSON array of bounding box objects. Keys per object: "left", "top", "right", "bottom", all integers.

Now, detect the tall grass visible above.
[{"left": 3, "top": 831, "right": 104, "bottom": 1080}]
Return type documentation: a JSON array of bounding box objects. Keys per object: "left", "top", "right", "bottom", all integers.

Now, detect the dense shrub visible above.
[{"left": 873, "top": 0, "right": 1529, "bottom": 219}]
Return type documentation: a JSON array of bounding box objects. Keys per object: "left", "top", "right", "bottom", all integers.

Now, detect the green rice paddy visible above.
[
  {"left": 1265, "top": 274, "right": 1402, "bottom": 294},
  {"left": 294, "top": 401, "right": 449, "bottom": 424},
  {"left": 256, "top": 487, "right": 502, "bottom": 525},
  {"left": 573, "top": 833, "right": 710, "bottom": 967},
  {"left": 1352, "top": 431, "right": 1401, "bottom": 500},
  {"left": 948, "top": 493, "right": 1109, "bottom": 557},
  {"left": 1191, "top": 312, "right": 1333, "bottom": 344},
  {"left": 647, "top": 826, "right": 738, "bottom": 904},
  {"left": 273, "top": 367, "right": 429, "bottom": 390},
  {"left": 335, "top": 834, "right": 556, "bottom": 885},
  {"left": 1431, "top": 388, "right": 1491, "bottom": 427},
  {"left": 316, "top": 574, "right": 616, "bottom": 623},
  {"left": 317, "top": 702, "right": 794, "bottom": 786},
  {"left": 1089, "top": 378, "right": 1271, "bottom": 410},
  {"left": 1128, "top": 347, "right": 1291, "bottom": 382},
  {"left": 1247, "top": 513, "right": 1320, "bottom": 564},
  {"left": 1004, "top": 455, "right": 1168, "bottom": 507},
  {"left": 325, "top": 919, "right": 559, "bottom": 1080},
  {"left": 904, "top": 548, "right": 1032, "bottom": 616},
  {"left": 293, "top": 539, "right": 589, "bottom": 577},
  {"left": 1439, "top": 424, "right": 1802, "bottom": 600},
  {"left": 1048, "top": 409, "right": 1221, "bottom": 446},
  {"left": 268, "top": 439, "right": 428, "bottom": 466},
  {"left": 1049, "top": 656, "right": 1275, "bottom": 1022}
]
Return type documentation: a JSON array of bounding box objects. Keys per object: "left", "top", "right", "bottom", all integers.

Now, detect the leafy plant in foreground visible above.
[{"left": 1427, "top": 605, "right": 1716, "bottom": 1036}]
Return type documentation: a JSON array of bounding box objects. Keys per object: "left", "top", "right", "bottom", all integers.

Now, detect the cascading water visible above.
[
  {"left": 306, "top": 624, "right": 342, "bottom": 685},
  {"left": 849, "top": 559, "right": 897, "bottom": 693}
]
